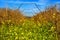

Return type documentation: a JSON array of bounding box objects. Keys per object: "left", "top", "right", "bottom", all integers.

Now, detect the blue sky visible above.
[{"left": 0, "top": 0, "right": 60, "bottom": 17}]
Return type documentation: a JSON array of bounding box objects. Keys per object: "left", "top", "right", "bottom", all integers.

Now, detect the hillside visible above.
[
  {"left": 0, "top": 8, "right": 26, "bottom": 24},
  {"left": 32, "top": 6, "right": 60, "bottom": 36}
]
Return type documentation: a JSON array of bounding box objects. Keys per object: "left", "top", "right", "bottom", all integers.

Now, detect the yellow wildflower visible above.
[
  {"left": 14, "top": 32, "right": 18, "bottom": 36},
  {"left": 15, "top": 36, "right": 18, "bottom": 40},
  {"left": 2, "top": 21, "right": 5, "bottom": 24}
]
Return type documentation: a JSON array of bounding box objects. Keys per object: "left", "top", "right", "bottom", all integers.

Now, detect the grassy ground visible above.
[{"left": 0, "top": 20, "right": 57, "bottom": 40}]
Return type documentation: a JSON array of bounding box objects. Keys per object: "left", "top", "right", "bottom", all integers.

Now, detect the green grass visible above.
[{"left": 0, "top": 20, "right": 56, "bottom": 40}]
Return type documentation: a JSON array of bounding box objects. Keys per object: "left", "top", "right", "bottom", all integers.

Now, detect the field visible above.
[
  {"left": 0, "top": 6, "right": 60, "bottom": 40},
  {"left": 0, "top": 19, "right": 57, "bottom": 40}
]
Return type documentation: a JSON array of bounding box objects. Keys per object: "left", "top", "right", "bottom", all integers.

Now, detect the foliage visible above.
[
  {"left": 0, "top": 6, "right": 60, "bottom": 40},
  {"left": 0, "top": 20, "right": 56, "bottom": 40},
  {"left": 0, "top": 8, "right": 26, "bottom": 24},
  {"left": 32, "top": 7, "right": 60, "bottom": 32}
]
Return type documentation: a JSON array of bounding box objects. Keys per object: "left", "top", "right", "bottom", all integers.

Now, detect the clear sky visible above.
[{"left": 0, "top": 0, "right": 60, "bottom": 17}]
